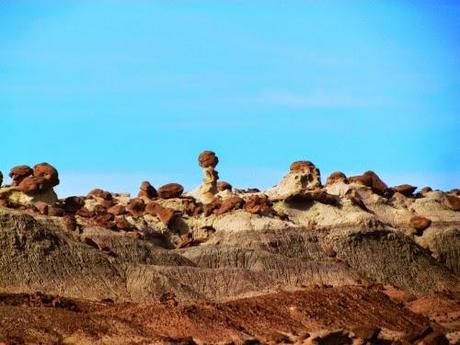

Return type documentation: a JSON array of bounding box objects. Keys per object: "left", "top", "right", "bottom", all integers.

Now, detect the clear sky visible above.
[{"left": 1, "top": 1, "right": 459, "bottom": 196}]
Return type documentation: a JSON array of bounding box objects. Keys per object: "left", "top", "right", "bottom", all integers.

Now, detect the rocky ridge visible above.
[{"left": 0, "top": 152, "right": 459, "bottom": 344}]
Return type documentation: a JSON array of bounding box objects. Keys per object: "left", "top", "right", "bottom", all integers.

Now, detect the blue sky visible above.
[{"left": 0, "top": 1, "right": 459, "bottom": 196}]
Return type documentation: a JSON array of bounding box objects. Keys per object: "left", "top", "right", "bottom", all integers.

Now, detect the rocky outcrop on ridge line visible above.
[{"left": 0, "top": 152, "right": 459, "bottom": 344}]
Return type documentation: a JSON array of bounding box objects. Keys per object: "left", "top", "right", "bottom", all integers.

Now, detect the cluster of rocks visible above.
[{"left": 0, "top": 152, "right": 458, "bottom": 240}]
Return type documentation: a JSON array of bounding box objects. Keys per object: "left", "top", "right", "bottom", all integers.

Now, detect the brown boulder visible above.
[
  {"left": 420, "top": 186, "right": 432, "bottom": 194},
  {"left": 107, "top": 204, "right": 126, "bottom": 215},
  {"left": 47, "top": 205, "right": 64, "bottom": 217},
  {"left": 215, "top": 196, "right": 245, "bottom": 215},
  {"left": 126, "top": 198, "right": 145, "bottom": 217},
  {"left": 93, "top": 212, "right": 115, "bottom": 229},
  {"left": 198, "top": 150, "right": 219, "bottom": 168},
  {"left": 145, "top": 202, "right": 178, "bottom": 227},
  {"left": 393, "top": 184, "right": 417, "bottom": 197},
  {"left": 138, "top": 181, "right": 157, "bottom": 199},
  {"left": 114, "top": 216, "right": 134, "bottom": 231},
  {"left": 325, "top": 171, "right": 348, "bottom": 185},
  {"left": 18, "top": 176, "right": 51, "bottom": 195},
  {"left": 158, "top": 183, "right": 184, "bottom": 199},
  {"left": 9, "top": 165, "right": 33, "bottom": 186},
  {"left": 62, "top": 196, "right": 85, "bottom": 214},
  {"left": 217, "top": 181, "right": 232, "bottom": 192},
  {"left": 244, "top": 195, "right": 274, "bottom": 216},
  {"left": 76, "top": 207, "right": 93, "bottom": 218},
  {"left": 87, "top": 188, "right": 113, "bottom": 201},
  {"left": 203, "top": 197, "right": 222, "bottom": 216},
  {"left": 33, "top": 162, "right": 59, "bottom": 187},
  {"left": 349, "top": 171, "right": 390, "bottom": 196},
  {"left": 410, "top": 216, "right": 431, "bottom": 233},
  {"left": 445, "top": 195, "right": 460, "bottom": 211}
]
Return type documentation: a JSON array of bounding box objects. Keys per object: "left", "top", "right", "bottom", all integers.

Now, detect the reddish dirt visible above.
[{"left": 0, "top": 285, "right": 452, "bottom": 344}]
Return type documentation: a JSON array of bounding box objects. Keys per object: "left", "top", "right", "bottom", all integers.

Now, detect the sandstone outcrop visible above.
[
  {"left": 266, "top": 160, "right": 322, "bottom": 200},
  {"left": 126, "top": 198, "right": 145, "bottom": 216},
  {"left": 33, "top": 162, "right": 59, "bottom": 187},
  {"left": 158, "top": 183, "right": 184, "bottom": 199}
]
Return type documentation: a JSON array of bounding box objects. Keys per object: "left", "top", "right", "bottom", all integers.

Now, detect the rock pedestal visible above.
[{"left": 198, "top": 151, "right": 219, "bottom": 204}]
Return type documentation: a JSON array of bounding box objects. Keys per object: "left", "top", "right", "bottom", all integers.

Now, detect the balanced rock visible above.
[
  {"left": 266, "top": 160, "right": 322, "bottom": 200},
  {"left": 325, "top": 171, "right": 348, "bottom": 186},
  {"left": 348, "top": 171, "right": 390, "bottom": 196},
  {"left": 18, "top": 176, "right": 51, "bottom": 195},
  {"left": 138, "top": 181, "right": 157, "bottom": 199},
  {"left": 9, "top": 165, "right": 33, "bottom": 186},
  {"left": 158, "top": 183, "right": 184, "bottom": 199},
  {"left": 410, "top": 216, "right": 431, "bottom": 233},
  {"left": 33, "top": 162, "right": 59, "bottom": 187},
  {"left": 393, "top": 184, "right": 417, "bottom": 197},
  {"left": 198, "top": 150, "right": 219, "bottom": 168}
]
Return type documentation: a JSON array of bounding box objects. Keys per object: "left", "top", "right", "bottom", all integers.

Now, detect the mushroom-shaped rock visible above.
[
  {"left": 265, "top": 160, "right": 322, "bottom": 200},
  {"left": 9, "top": 165, "right": 33, "bottom": 186},
  {"left": 445, "top": 195, "right": 460, "bottom": 211},
  {"left": 217, "top": 181, "right": 232, "bottom": 192},
  {"left": 126, "top": 198, "right": 145, "bottom": 216},
  {"left": 145, "top": 202, "right": 178, "bottom": 227},
  {"left": 410, "top": 216, "right": 431, "bottom": 233},
  {"left": 33, "top": 162, "right": 59, "bottom": 187},
  {"left": 325, "top": 171, "right": 348, "bottom": 186},
  {"left": 198, "top": 150, "right": 219, "bottom": 168},
  {"left": 158, "top": 183, "right": 184, "bottom": 199},
  {"left": 393, "top": 184, "right": 417, "bottom": 197},
  {"left": 138, "top": 181, "right": 157, "bottom": 199},
  {"left": 348, "top": 171, "right": 390, "bottom": 197}
]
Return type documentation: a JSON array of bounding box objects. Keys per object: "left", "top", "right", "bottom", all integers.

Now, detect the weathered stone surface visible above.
[
  {"left": 114, "top": 216, "right": 134, "bottom": 231},
  {"left": 33, "top": 163, "right": 59, "bottom": 187},
  {"left": 217, "top": 181, "right": 232, "bottom": 192},
  {"left": 215, "top": 196, "right": 245, "bottom": 215},
  {"left": 266, "top": 161, "right": 322, "bottom": 200},
  {"left": 326, "top": 171, "right": 348, "bottom": 185},
  {"left": 198, "top": 150, "right": 219, "bottom": 168},
  {"left": 63, "top": 215, "right": 77, "bottom": 231},
  {"left": 145, "top": 202, "right": 178, "bottom": 227},
  {"left": 62, "top": 196, "right": 85, "bottom": 214},
  {"left": 244, "top": 194, "right": 274, "bottom": 216},
  {"left": 107, "top": 204, "right": 126, "bottom": 216},
  {"left": 348, "top": 171, "right": 390, "bottom": 196},
  {"left": 393, "top": 184, "right": 417, "bottom": 197},
  {"left": 18, "top": 176, "right": 50, "bottom": 195},
  {"left": 410, "top": 216, "right": 431, "bottom": 232},
  {"left": 138, "top": 181, "right": 157, "bottom": 199},
  {"left": 9, "top": 165, "right": 33, "bottom": 186},
  {"left": 126, "top": 198, "right": 145, "bottom": 217},
  {"left": 445, "top": 195, "right": 460, "bottom": 211},
  {"left": 158, "top": 183, "right": 184, "bottom": 199}
]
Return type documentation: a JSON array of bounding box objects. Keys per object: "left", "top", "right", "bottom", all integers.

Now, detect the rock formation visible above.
[
  {"left": 265, "top": 160, "right": 322, "bottom": 200},
  {"left": 198, "top": 150, "right": 219, "bottom": 204},
  {"left": 158, "top": 183, "right": 184, "bottom": 199},
  {"left": 9, "top": 165, "right": 33, "bottom": 186},
  {"left": 138, "top": 181, "right": 157, "bottom": 199}
]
